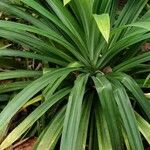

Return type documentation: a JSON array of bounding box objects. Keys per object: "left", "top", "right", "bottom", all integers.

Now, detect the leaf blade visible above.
[
  {"left": 93, "top": 14, "right": 110, "bottom": 42},
  {"left": 93, "top": 75, "right": 122, "bottom": 150},
  {"left": 112, "top": 80, "right": 144, "bottom": 150},
  {"left": 0, "top": 68, "right": 77, "bottom": 134},
  {"left": 60, "top": 74, "right": 89, "bottom": 150},
  {"left": 33, "top": 106, "right": 66, "bottom": 150},
  {"left": 0, "top": 88, "right": 70, "bottom": 150}
]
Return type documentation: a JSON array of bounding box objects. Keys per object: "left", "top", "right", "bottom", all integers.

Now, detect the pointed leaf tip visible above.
[
  {"left": 94, "top": 14, "right": 110, "bottom": 43},
  {"left": 63, "top": 0, "right": 71, "bottom": 6}
]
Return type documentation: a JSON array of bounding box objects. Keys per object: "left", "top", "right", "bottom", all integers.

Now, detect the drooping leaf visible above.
[
  {"left": 60, "top": 74, "right": 89, "bottom": 150},
  {"left": 114, "top": 52, "right": 150, "bottom": 72},
  {"left": 112, "top": 73, "right": 150, "bottom": 119},
  {"left": 112, "top": 80, "right": 144, "bottom": 150},
  {"left": 0, "top": 68, "right": 77, "bottom": 134},
  {"left": 93, "top": 74, "right": 122, "bottom": 150},
  {"left": 0, "top": 88, "right": 70, "bottom": 150},
  {"left": 0, "top": 49, "right": 67, "bottom": 66}
]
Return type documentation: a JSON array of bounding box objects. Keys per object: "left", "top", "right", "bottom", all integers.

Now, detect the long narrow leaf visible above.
[
  {"left": 0, "top": 81, "right": 31, "bottom": 94},
  {"left": 0, "top": 67, "right": 77, "bottom": 134},
  {"left": 0, "top": 88, "right": 70, "bottom": 150},
  {"left": 60, "top": 74, "right": 89, "bottom": 150},
  {"left": 112, "top": 73, "right": 150, "bottom": 119},
  {"left": 93, "top": 74, "right": 122, "bottom": 150},
  {"left": 0, "top": 70, "right": 42, "bottom": 80},
  {"left": 95, "top": 100, "right": 112, "bottom": 150},
  {"left": 75, "top": 93, "right": 93, "bottom": 150},
  {"left": 113, "top": 52, "right": 150, "bottom": 72},
  {"left": 0, "top": 49, "right": 67, "bottom": 66},
  {"left": 112, "top": 80, "right": 144, "bottom": 150},
  {"left": 33, "top": 106, "right": 66, "bottom": 150}
]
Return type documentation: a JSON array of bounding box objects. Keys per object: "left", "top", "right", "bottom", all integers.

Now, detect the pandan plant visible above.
[{"left": 0, "top": 0, "right": 150, "bottom": 149}]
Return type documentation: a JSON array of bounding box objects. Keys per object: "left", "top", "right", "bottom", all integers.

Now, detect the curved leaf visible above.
[
  {"left": 0, "top": 88, "right": 70, "bottom": 150},
  {"left": 112, "top": 80, "right": 144, "bottom": 150},
  {"left": 0, "top": 49, "right": 67, "bottom": 66},
  {"left": 0, "top": 67, "right": 77, "bottom": 134},
  {"left": 112, "top": 73, "right": 150, "bottom": 120},
  {"left": 114, "top": 52, "right": 150, "bottom": 72}
]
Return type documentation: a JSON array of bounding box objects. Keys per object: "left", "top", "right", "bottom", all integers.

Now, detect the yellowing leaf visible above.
[
  {"left": 63, "top": 0, "right": 71, "bottom": 6},
  {"left": 94, "top": 14, "right": 110, "bottom": 43}
]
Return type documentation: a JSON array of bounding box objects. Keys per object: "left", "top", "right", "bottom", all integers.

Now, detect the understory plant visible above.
[{"left": 0, "top": 0, "right": 150, "bottom": 149}]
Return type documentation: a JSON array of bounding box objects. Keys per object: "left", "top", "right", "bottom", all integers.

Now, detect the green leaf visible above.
[
  {"left": 0, "top": 67, "right": 77, "bottom": 134},
  {"left": 93, "top": 74, "right": 122, "bottom": 150},
  {"left": 122, "top": 129, "right": 131, "bottom": 150},
  {"left": 112, "top": 80, "right": 144, "bottom": 150},
  {"left": 97, "top": 32, "right": 150, "bottom": 68},
  {"left": 71, "top": 0, "right": 94, "bottom": 60},
  {"left": 0, "top": 88, "right": 70, "bottom": 150},
  {"left": 112, "top": 73, "right": 150, "bottom": 120},
  {"left": 0, "top": 124, "right": 9, "bottom": 143},
  {"left": 95, "top": 101, "right": 112, "bottom": 150},
  {"left": 143, "top": 74, "right": 150, "bottom": 86},
  {"left": 0, "top": 49, "right": 67, "bottom": 66},
  {"left": 60, "top": 74, "right": 89, "bottom": 150},
  {"left": 0, "top": 29, "right": 74, "bottom": 64},
  {"left": 0, "top": 70, "right": 42, "bottom": 80},
  {"left": 128, "top": 22, "right": 150, "bottom": 31},
  {"left": 45, "top": 0, "right": 89, "bottom": 64},
  {"left": 63, "top": 0, "right": 71, "bottom": 6},
  {"left": 111, "top": 0, "right": 148, "bottom": 44},
  {"left": 93, "top": 14, "right": 110, "bottom": 42},
  {"left": 0, "top": 81, "right": 31, "bottom": 94},
  {"left": 135, "top": 112, "right": 150, "bottom": 145},
  {"left": 0, "top": 21, "right": 72, "bottom": 51},
  {"left": 88, "top": 112, "right": 99, "bottom": 150},
  {"left": 111, "top": 21, "right": 150, "bottom": 36},
  {"left": 75, "top": 93, "right": 93, "bottom": 150},
  {"left": 113, "top": 52, "right": 150, "bottom": 72},
  {"left": 33, "top": 106, "right": 66, "bottom": 150},
  {"left": 43, "top": 75, "right": 68, "bottom": 100},
  {"left": 0, "top": 2, "right": 50, "bottom": 31}
]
